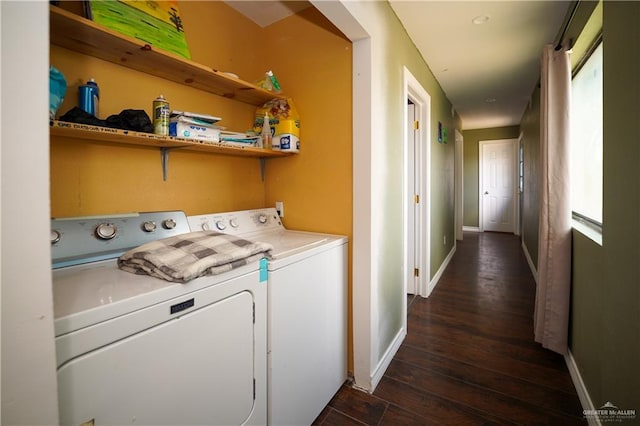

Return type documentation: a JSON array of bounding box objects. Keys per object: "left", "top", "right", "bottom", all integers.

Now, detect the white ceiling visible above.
[
  {"left": 224, "top": 1, "right": 312, "bottom": 28},
  {"left": 389, "top": 1, "right": 571, "bottom": 130},
  {"left": 226, "top": 0, "right": 571, "bottom": 130}
]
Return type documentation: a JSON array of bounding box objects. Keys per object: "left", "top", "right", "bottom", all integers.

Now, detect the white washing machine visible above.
[
  {"left": 188, "top": 208, "right": 348, "bottom": 426},
  {"left": 51, "top": 211, "right": 267, "bottom": 426}
]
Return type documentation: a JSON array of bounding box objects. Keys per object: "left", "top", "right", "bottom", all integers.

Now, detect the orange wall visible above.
[
  {"left": 50, "top": 2, "right": 266, "bottom": 217},
  {"left": 263, "top": 8, "right": 352, "bottom": 236},
  {"left": 50, "top": 2, "right": 352, "bottom": 229}
]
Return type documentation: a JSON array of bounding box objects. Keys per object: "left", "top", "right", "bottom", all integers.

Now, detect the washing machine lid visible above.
[
  {"left": 186, "top": 208, "right": 348, "bottom": 268},
  {"left": 244, "top": 229, "right": 326, "bottom": 258},
  {"left": 243, "top": 229, "right": 347, "bottom": 269}
]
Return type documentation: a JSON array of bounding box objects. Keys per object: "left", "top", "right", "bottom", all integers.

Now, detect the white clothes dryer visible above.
[
  {"left": 188, "top": 208, "right": 348, "bottom": 426},
  {"left": 51, "top": 211, "right": 267, "bottom": 426}
]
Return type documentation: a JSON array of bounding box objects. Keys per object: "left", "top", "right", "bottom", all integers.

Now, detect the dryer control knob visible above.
[
  {"left": 95, "top": 223, "right": 117, "bottom": 240},
  {"left": 202, "top": 222, "right": 210, "bottom": 231},
  {"left": 258, "top": 214, "right": 268, "bottom": 224},
  {"left": 216, "top": 220, "right": 227, "bottom": 231},
  {"left": 163, "top": 219, "right": 177, "bottom": 229},
  {"left": 230, "top": 219, "right": 239, "bottom": 228},
  {"left": 142, "top": 221, "right": 157, "bottom": 232},
  {"left": 51, "top": 230, "right": 61, "bottom": 245}
]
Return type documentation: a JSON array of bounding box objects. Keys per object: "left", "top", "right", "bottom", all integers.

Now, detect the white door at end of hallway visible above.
[{"left": 480, "top": 139, "right": 516, "bottom": 233}]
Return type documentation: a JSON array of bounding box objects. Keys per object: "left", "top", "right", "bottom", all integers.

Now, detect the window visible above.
[{"left": 570, "top": 40, "right": 603, "bottom": 233}]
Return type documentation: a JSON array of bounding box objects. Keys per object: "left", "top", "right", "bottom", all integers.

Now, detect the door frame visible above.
[
  {"left": 455, "top": 129, "right": 464, "bottom": 241},
  {"left": 406, "top": 100, "right": 417, "bottom": 295},
  {"left": 478, "top": 138, "right": 518, "bottom": 233},
  {"left": 403, "top": 66, "right": 430, "bottom": 299},
  {"left": 516, "top": 132, "right": 524, "bottom": 236}
]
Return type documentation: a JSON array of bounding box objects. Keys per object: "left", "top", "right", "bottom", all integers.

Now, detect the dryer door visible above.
[{"left": 58, "top": 291, "right": 255, "bottom": 425}]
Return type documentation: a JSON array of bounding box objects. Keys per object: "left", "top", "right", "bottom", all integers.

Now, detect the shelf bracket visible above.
[
  {"left": 161, "top": 147, "right": 182, "bottom": 181},
  {"left": 260, "top": 158, "right": 266, "bottom": 182}
]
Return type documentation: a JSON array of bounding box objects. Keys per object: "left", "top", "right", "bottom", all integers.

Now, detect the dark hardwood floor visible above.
[{"left": 313, "top": 232, "right": 586, "bottom": 425}]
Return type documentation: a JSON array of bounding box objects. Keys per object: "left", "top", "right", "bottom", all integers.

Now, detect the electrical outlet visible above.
[{"left": 275, "top": 201, "right": 284, "bottom": 217}]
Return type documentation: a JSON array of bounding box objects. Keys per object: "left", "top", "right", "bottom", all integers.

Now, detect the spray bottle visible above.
[{"left": 261, "top": 112, "right": 272, "bottom": 149}]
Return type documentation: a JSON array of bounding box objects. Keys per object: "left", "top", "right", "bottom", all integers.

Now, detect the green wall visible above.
[
  {"left": 521, "top": 0, "right": 640, "bottom": 414},
  {"left": 585, "top": 1, "right": 639, "bottom": 411},
  {"left": 462, "top": 126, "right": 520, "bottom": 228},
  {"left": 341, "top": 0, "right": 459, "bottom": 381},
  {"left": 570, "top": 230, "right": 604, "bottom": 405},
  {"left": 520, "top": 89, "right": 541, "bottom": 267}
]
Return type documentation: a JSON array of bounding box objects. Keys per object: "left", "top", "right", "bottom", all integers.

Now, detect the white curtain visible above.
[{"left": 535, "top": 44, "right": 572, "bottom": 355}]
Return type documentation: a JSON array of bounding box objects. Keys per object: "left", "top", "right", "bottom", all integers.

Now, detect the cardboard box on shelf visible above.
[{"left": 169, "top": 111, "right": 221, "bottom": 142}]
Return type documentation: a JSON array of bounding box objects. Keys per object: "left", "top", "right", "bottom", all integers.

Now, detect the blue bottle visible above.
[{"left": 78, "top": 78, "right": 99, "bottom": 117}]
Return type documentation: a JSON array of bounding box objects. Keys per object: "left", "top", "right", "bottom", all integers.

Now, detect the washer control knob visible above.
[
  {"left": 258, "top": 214, "right": 268, "bottom": 224},
  {"left": 95, "top": 223, "right": 117, "bottom": 240},
  {"left": 202, "top": 222, "right": 211, "bottom": 231},
  {"left": 229, "top": 219, "right": 239, "bottom": 228},
  {"left": 142, "top": 221, "right": 157, "bottom": 232},
  {"left": 51, "top": 230, "right": 61, "bottom": 245},
  {"left": 216, "top": 220, "right": 226, "bottom": 231},
  {"left": 163, "top": 219, "right": 177, "bottom": 230}
]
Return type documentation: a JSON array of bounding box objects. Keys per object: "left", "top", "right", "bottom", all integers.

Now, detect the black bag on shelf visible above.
[{"left": 59, "top": 107, "right": 153, "bottom": 133}]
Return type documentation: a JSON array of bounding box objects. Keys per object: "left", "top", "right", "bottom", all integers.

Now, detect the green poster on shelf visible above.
[{"left": 87, "top": 0, "right": 191, "bottom": 59}]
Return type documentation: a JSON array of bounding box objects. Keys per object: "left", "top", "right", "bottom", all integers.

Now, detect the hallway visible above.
[{"left": 314, "top": 232, "right": 586, "bottom": 425}]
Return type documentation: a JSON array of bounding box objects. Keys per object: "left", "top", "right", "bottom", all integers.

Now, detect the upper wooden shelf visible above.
[
  {"left": 49, "top": 5, "right": 280, "bottom": 106},
  {"left": 50, "top": 120, "right": 289, "bottom": 159}
]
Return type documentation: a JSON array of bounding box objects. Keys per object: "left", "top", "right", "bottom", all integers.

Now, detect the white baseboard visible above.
[
  {"left": 463, "top": 226, "right": 481, "bottom": 232},
  {"left": 565, "top": 349, "right": 600, "bottom": 426},
  {"left": 370, "top": 327, "right": 406, "bottom": 391},
  {"left": 521, "top": 240, "right": 538, "bottom": 284},
  {"left": 426, "top": 244, "right": 456, "bottom": 297}
]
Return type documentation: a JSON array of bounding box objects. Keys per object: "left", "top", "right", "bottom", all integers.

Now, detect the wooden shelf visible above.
[
  {"left": 50, "top": 121, "right": 289, "bottom": 159},
  {"left": 49, "top": 6, "right": 291, "bottom": 181},
  {"left": 50, "top": 5, "right": 280, "bottom": 106}
]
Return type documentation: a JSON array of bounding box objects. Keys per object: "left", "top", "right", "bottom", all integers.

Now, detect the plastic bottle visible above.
[
  {"left": 266, "top": 70, "right": 281, "bottom": 92},
  {"left": 261, "top": 112, "right": 272, "bottom": 149},
  {"left": 78, "top": 78, "right": 99, "bottom": 117}
]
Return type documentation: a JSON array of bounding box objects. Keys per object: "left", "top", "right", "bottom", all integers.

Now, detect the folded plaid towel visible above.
[{"left": 118, "top": 231, "right": 272, "bottom": 283}]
